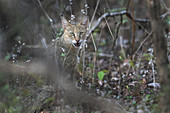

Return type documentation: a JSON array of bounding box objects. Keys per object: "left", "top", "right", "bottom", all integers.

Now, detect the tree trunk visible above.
[{"left": 147, "top": 0, "right": 170, "bottom": 112}]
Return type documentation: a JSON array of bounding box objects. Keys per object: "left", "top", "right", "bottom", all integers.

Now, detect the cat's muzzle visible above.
[
  {"left": 72, "top": 40, "right": 83, "bottom": 48},
  {"left": 73, "top": 42, "right": 81, "bottom": 47}
]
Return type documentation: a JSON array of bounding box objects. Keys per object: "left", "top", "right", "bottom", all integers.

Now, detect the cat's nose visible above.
[{"left": 76, "top": 39, "right": 80, "bottom": 42}]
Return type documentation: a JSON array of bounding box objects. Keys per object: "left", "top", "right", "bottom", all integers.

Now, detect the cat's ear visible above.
[
  {"left": 78, "top": 16, "right": 89, "bottom": 28},
  {"left": 61, "top": 17, "right": 71, "bottom": 29}
]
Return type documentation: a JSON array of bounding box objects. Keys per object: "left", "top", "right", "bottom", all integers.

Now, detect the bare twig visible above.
[
  {"left": 40, "top": 36, "right": 48, "bottom": 49},
  {"left": 86, "top": 52, "right": 114, "bottom": 58},
  {"left": 116, "top": 16, "right": 123, "bottom": 41},
  {"left": 130, "top": 0, "right": 136, "bottom": 55},
  {"left": 80, "top": 41, "right": 86, "bottom": 89},
  {"left": 160, "top": 0, "right": 169, "bottom": 10},
  {"left": 87, "top": 10, "right": 150, "bottom": 39},
  {"left": 87, "top": 9, "right": 168, "bottom": 41},
  {"left": 69, "top": 0, "right": 75, "bottom": 22},
  {"left": 37, "top": 0, "right": 57, "bottom": 36},
  {"left": 84, "top": 0, "right": 88, "bottom": 15},
  {"left": 112, "top": 15, "right": 123, "bottom": 49},
  {"left": 87, "top": 9, "right": 168, "bottom": 39},
  {"left": 150, "top": 51, "right": 156, "bottom": 90},
  {"left": 133, "top": 30, "right": 153, "bottom": 59},
  {"left": 125, "top": 31, "right": 153, "bottom": 79},
  {"left": 126, "top": 0, "right": 131, "bottom": 12},
  {"left": 25, "top": 45, "right": 43, "bottom": 49},
  {"left": 137, "top": 23, "right": 150, "bottom": 34},
  {"left": 91, "top": 34, "right": 97, "bottom": 52},
  {"left": 104, "top": 17, "right": 115, "bottom": 42},
  {"left": 84, "top": 0, "right": 100, "bottom": 82},
  {"left": 161, "top": 10, "right": 170, "bottom": 20},
  {"left": 87, "top": 10, "right": 125, "bottom": 38},
  {"left": 89, "top": 0, "right": 100, "bottom": 28}
]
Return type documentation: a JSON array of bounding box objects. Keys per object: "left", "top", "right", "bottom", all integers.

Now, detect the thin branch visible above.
[
  {"left": 84, "top": 0, "right": 88, "bottom": 15},
  {"left": 89, "top": 0, "right": 100, "bottom": 29},
  {"left": 87, "top": 10, "right": 150, "bottom": 39},
  {"left": 133, "top": 30, "right": 153, "bottom": 59},
  {"left": 160, "top": 0, "right": 169, "bottom": 10},
  {"left": 126, "top": 0, "right": 131, "bottom": 12},
  {"left": 91, "top": 34, "right": 97, "bottom": 52},
  {"left": 125, "top": 13, "right": 150, "bottom": 22},
  {"left": 87, "top": 9, "right": 168, "bottom": 40},
  {"left": 150, "top": 50, "right": 156, "bottom": 89},
  {"left": 161, "top": 10, "right": 170, "bottom": 20},
  {"left": 37, "top": 0, "right": 57, "bottom": 36},
  {"left": 104, "top": 17, "right": 115, "bottom": 42},
  {"left": 112, "top": 15, "right": 123, "bottom": 49},
  {"left": 115, "top": 16, "right": 123, "bottom": 40},
  {"left": 69, "top": 0, "right": 74, "bottom": 22},
  {"left": 130, "top": 0, "right": 136, "bottom": 55},
  {"left": 86, "top": 52, "right": 114, "bottom": 58}
]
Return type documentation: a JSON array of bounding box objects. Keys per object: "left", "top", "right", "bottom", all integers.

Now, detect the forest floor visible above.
[
  {"left": 74, "top": 33, "right": 160, "bottom": 113},
  {"left": 0, "top": 29, "right": 161, "bottom": 113}
]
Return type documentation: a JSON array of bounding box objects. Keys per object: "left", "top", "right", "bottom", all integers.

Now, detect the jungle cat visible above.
[{"left": 46, "top": 16, "right": 89, "bottom": 74}]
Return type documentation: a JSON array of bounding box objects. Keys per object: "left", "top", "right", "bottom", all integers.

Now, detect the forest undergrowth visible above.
[
  {"left": 0, "top": 0, "right": 169, "bottom": 113},
  {"left": 0, "top": 25, "right": 161, "bottom": 113}
]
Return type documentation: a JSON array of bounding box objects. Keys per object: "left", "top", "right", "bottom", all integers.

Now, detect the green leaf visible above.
[
  {"left": 123, "top": 19, "right": 128, "bottom": 24},
  {"left": 100, "top": 40, "right": 106, "bottom": 46},
  {"left": 146, "top": 94, "right": 151, "bottom": 101},
  {"left": 143, "top": 53, "right": 154, "bottom": 61},
  {"left": 97, "top": 71, "right": 105, "bottom": 81},
  {"left": 94, "top": 28, "right": 100, "bottom": 32},
  {"left": 93, "top": 32, "right": 97, "bottom": 37},
  {"left": 102, "top": 70, "right": 109, "bottom": 73},
  {"left": 143, "top": 53, "right": 150, "bottom": 57},
  {"left": 56, "top": 28, "right": 64, "bottom": 37},
  {"left": 126, "top": 85, "right": 130, "bottom": 90},
  {"left": 61, "top": 53, "right": 65, "bottom": 57},
  {"left": 119, "top": 49, "right": 126, "bottom": 60},
  {"left": 45, "top": 97, "right": 54, "bottom": 103},
  {"left": 119, "top": 56, "right": 122, "bottom": 60},
  {"left": 164, "top": 16, "right": 170, "bottom": 25},
  {"left": 97, "top": 49, "right": 102, "bottom": 53},
  {"left": 1, "top": 84, "right": 9, "bottom": 93},
  {"left": 132, "top": 101, "right": 136, "bottom": 105},
  {"left": 129, "top": 60, "right": 134, "bottom": 66},
  {"left": 60, "top": 28, "right": 64, "bottom": 32},
  {"left": 5, "top": 53, "right": 10, "bottom": 61},
  {"left": 89, "top": 63, "right": 93, "bottom": 69}
]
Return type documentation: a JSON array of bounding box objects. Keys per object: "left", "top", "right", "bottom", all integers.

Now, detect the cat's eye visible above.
[
  {"left": 70, "top": 32, "right": 75, "bottom": 37},
  {"left": 79, "top": 32, "right": 83, "bottom": 36}
]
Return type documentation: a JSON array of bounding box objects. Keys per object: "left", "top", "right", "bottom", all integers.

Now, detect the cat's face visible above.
[{"left": 61, "top": 16, "right": 88, "bottom": 48}]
